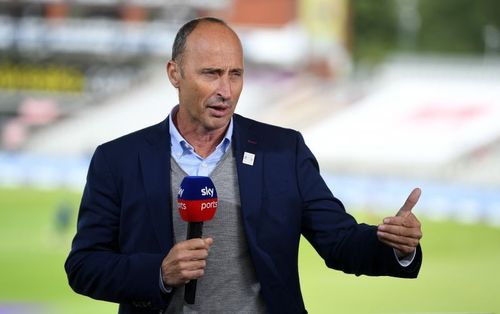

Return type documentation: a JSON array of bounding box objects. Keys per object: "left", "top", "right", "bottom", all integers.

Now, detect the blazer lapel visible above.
[
  {"left": 139, "top": 118, "right": 173, "bottom": 251},
  {"left": 232, "top": 115, "right": 263, "bottom": 246},
  {"left": 233, "top": 115, "right": 285, "bottom": 296}
]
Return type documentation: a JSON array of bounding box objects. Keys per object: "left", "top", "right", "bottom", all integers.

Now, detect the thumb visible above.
[
  {"left": 204, "top": 237, "right": 214, "bottom": 247},
  {"left": 397, "top": 188, "right": 421, "bottom": 217}
]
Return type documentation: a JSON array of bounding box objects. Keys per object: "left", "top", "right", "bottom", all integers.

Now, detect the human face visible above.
[{"left": 168, "top": 22, "right": 244, "bottom": 135}]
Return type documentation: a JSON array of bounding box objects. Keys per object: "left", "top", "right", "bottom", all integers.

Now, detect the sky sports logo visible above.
[
  {"left": 177, "top": 177, "right": 218, "bottom": 222},
  {"left": 178, "top": 186, "right": 215, "bottom": 198},
  {"left": 177, "top": 199, "right": 218, "bottom": 211},
  {"left": 177, "top": 196, "right": 218, "bottom": 225},
  {"left": 177, "top": 186, "right": 217, "bottom": 214}
]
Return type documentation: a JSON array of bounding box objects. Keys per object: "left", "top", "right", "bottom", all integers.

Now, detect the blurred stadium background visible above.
[{"left": 1, "top": 0, "right": 500, "bottom": 313}]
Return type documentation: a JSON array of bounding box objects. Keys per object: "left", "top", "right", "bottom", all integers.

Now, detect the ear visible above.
[{"left": 166, "top": 60, "right": 181, "bottom": 88}]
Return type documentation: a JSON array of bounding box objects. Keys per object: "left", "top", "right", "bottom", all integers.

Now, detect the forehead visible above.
[{"left": 182, "top": 22, "right": 243, "bottom": 66}]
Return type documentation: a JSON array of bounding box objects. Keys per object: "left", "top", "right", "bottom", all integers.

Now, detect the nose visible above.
[{"left": 217, "top": 75, "right": 231, "bottom": 100}]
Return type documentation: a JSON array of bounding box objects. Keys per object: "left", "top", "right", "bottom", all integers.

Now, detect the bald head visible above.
[{"left": 172, "top": 17, "right": 239, "bottom": 64}]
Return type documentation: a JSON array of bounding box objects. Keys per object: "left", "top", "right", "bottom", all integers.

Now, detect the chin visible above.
[{"left": 205, "top": 119, "right": 230, "bottom": 131}]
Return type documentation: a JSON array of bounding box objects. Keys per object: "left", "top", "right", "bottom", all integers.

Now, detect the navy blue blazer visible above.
[{"left": 65, "top": 114, "right": 422, "bottom": 314}]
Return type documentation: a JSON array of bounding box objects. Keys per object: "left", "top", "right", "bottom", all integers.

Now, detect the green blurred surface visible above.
[
  {"left": 0, "top": 187, "right": 116, "bottom": 314},
  {"left": 300, "top": 213, "right": 500, "bottom": 314},
  {"left": 1, "top": 187, "right": 499, "bottom": 314}
]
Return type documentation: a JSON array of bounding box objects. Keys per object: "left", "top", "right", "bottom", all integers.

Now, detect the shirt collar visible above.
[{"left": 169, "top": 105, "right": 233, "bottom": 159}]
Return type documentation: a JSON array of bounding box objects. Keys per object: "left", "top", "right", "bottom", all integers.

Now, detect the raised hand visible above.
[{"left": 377, "top": 188, "right": 423, "bottom": 257}]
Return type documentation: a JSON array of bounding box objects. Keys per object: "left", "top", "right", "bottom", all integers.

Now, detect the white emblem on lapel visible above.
[{"left": 242, "top": 152, "right": 255, "bottom": 166}]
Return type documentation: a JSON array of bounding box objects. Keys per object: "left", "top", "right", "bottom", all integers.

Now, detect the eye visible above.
[
  {"left": 202, "top": 71, "right": 217, "bottom": 77},
  {"left": 201, "top": 69, "right": 221, "bottom": 78},
  {"left": 230, "top": 71, "right": 243, "bottom": 78}
]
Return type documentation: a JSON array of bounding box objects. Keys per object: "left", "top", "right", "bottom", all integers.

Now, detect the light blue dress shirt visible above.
[{"left": 169, "top": 106, "right": 233, "bottom": 176}]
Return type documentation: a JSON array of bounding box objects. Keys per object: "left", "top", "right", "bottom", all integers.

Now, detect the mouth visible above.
[{"left": 207, "top": 103, "right": 231, "bottom": 117}]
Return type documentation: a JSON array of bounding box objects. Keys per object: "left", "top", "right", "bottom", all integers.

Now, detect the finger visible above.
[
  {"left": 178, "top": 238, "right": 213, "bottom": 250},
  {"left": 187, "top": 250, "right": 210, "bottom": 262},
  {"left": 165, "top": 246, "right": 209, "bottom": 265},
  {"left": 179, "top": 259, "right": 207, "bottom": 271},
  {"left": 382, "top": 214, "right": 421, "bottom": 228},
  {"left": 385, "top": 242, "right": 417, "bottom": 256},
  {"left": 180, "top": 269, "right": 206, "bottom": 281},
  {"left": 378, "top": 222, "right": 422, "bottom": 239},
  {"left": 162, "top": 259, "right": 207, "bottom": 285},
  {"left": 162, "top": 264, "right": 200, "bottom": 286},
  {"left": 203, "top": 237, "right": 214, "bottom": 247},
  {"left": 397, "top": 188, "right": 421, "bottom": 217},
  {"left": 377, "top": 233, "right": 419, "bottom": 254},
  {"left": 377, "top": 230, "right": 421, "bottom": 247},
  {"left": 175, "top": 247, "right": 210, "bottom": 262}
]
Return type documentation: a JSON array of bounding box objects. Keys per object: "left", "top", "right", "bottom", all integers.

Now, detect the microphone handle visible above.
[
  {"left": 187, "top": 222, "right": 203, "bottom": 239},
  {"left": 185, "top": 222, "right": 203, "bottom": 304}
]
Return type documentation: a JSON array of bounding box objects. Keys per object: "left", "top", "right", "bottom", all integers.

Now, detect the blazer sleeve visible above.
[
  {"left": 296, "top": 133, "right": 422, "bottom": 278},
  {"left": 64, "top": 145, "right": 172, "bottom": 309}
]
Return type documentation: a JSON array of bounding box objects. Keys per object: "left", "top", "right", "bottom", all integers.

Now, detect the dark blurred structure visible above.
[
  {"left": 0, "top": 0, "right": 198, "bottom": 150},
  {"left": 0, "top": 0, "right": 354, "bottom": 151}
]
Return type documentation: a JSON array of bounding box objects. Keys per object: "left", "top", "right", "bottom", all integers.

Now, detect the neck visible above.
[{"left": 173, "top": 113, "right": 228, "bottom": 159}]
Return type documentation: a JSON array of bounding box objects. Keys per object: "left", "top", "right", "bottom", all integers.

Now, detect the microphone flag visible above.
[{"left": 177, "top": 176, "right": 218, "bottom": 222}]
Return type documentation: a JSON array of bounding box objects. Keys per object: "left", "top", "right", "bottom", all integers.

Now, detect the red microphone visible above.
[{"left": 177, "top": 176, "right": 218, "bottom": 304}]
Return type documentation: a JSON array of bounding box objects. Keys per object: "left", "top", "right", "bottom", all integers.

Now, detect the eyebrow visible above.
[
  {"left": 230, "top": 68, "right": 244, "bottom": 74},
  {"left": 200, "top": 67, "right": 244, "bottom": 74},
  {"left": 201, "top": 68, "right": 223, "bottom": 74}
]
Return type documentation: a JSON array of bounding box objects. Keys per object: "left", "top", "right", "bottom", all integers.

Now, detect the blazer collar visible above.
[
  {"left": 232, "top": 114, "right": 263, "bottom": 245},
  {"left": 233, "top": 114, "right": 285, "bottom": 290}
]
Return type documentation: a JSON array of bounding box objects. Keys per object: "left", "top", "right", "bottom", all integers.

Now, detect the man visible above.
[{"left": 65, "top": 17, "right": 423, "bottom": 314}]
